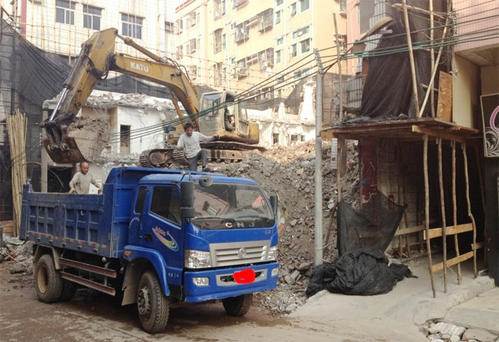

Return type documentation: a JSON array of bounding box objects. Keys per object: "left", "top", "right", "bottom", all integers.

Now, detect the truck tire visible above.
[
  {"left": 222, "top": 294, "right": 252, "bottom": 317},
  {"left": 137, "top": 271, "right": 169, "bottom": 333},
  {"left": 34, "top": 254, "right": 63, "bottom": 303}
]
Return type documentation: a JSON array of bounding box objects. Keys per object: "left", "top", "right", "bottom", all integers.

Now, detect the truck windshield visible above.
[{"left": 192, "top": 184, "right": 274, "bottom": 229}]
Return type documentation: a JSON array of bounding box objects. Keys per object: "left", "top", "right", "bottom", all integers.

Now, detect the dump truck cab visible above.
[{"left": 21, "top": 167, "right": 278, "bottom": 333}]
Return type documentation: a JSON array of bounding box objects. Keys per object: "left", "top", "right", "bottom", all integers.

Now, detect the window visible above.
[
  {"left": 300, "top": 0, "right": 309, "bottom": 12},
  {"left": 222, "top": 33, "right": 226, "bottom": 50},
  {"left": 291, "top": 43, "right": 297, "bottom": 57},
  {"left": 275, "top": 50, "right": 281, "bottom": 64},
  {"left": 300, "top": 38, "right": 311, "bottom": 53},
  {"left": 135, "top": 187, "right": 147, "bottom": 213},
  {"left": 214, "top": 0, "right": 226, "bottom": 19},
  {"left": 186, "top": 11, "right": 198, "bottom": 27},
  {"left": 121, "top": 13, "right": 143, "bottom": 39},
  {"left": 214, "top": 29, "right": 223, "bottom": 53},
  {"left": 276, "top": 0, "right": 284, "bottom": 5},
  {"left": 56, "top": 0, "right": 75, "bottom": 25},
  {"left": 120, "top": 125, "right": 131, "bottom": 154},
  {"left": 150, "top": 187, "right": 181, "bottom": 225},
  {"left": 272, "top": 133, "right": 279, "bottom": 145},
  {"left": 187, "top": 38, "right": 197, "bottom": 54},
  {"left": 176, "top": 45, "right": 183, "bottom": 59},
  {"left": 275, "top": 10, "right": 281, "bottom": 24},
  {"left": 176, "top": 18, "right": 183, "bottom": 34},
  {"left": 290, "top": 3, "right": 297, "bottom": 16},
  {"left": 83, "top": 5, "right": 102, "bottom": 30},
  {"left": 277, "top": 36, "right": 284, "bottom": 45},
  {"left": 165, "top": 21, "right": 174, "bottom": 34}
]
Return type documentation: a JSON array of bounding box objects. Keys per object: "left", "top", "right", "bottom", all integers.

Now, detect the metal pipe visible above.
[
  {"left": 48, "top": 87, "right": 69, "bottom": 121},
  {"left": 314, "top": 49, "right": 323, "bottom": 266}
]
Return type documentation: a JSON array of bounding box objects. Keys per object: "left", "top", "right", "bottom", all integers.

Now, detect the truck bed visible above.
[{"left": 21, "top": 167, "right": 187, "bottom": 258}]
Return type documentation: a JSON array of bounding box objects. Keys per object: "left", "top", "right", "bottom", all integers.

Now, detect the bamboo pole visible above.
[
  {"left": 437, "top": 139, "right": 447, "bottom": 293},
  {"left": 452, "top": 141, "right": 462, "bottom": 284},
  {"left": 429, "top": 0, "right": 435, "bottom": 117},
  {"left": 402, "top": 0, "right": 420, "bottom": 114},
  {"left": 424, "top": 135, "right": 436, "bottom": 297},
  {"left": 6, "top": 110, "right": 27, "bottom": 237},
  {"left": 462, "top": 143, "right": 478, "bottom": 277}
]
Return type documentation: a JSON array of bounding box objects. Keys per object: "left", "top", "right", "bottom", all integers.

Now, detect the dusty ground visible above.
[{"left": 0, "top": 262, "right": 417, "bottom": 342}]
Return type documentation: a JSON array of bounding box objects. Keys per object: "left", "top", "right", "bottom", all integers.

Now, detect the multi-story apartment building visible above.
[
  {"left": 175, "top": 0, "right": 347, "bottom": 93},
  {"left": 1, "top": 0, "right": 178, "bottom": 58}
]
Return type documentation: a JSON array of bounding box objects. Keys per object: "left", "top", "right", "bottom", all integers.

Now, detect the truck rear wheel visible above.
[
  {"left": 137, "top": 271, "right": 169, "bottom": 333},
  {"left": 34, "top": 254, "right": 63, "bottom": 303},
  {"left": 222, "top": 294, "right": 252, "bottom": 317}
]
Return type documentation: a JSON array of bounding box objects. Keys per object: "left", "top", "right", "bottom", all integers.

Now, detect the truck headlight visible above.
[
  {"left": 267, "top": 245, "right": 278, "bottom": 261},
  {"left": 185, "top": 250, "right": 211, "bottom": 268}
]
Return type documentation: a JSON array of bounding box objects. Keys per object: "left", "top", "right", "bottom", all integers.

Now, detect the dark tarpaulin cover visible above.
[
  {"left": 306, "top": 192, "right": 412, "bottom": 297},
  {"left": 359, "top": 0, "right": 447, "bottom": 118}
]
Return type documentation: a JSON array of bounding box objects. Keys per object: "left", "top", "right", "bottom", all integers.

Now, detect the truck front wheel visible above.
[
  {"left": 137, "top": 271, "right": 169, "bottom": 333},
  {"left": 222, "top": 294, "right": 252, "bottom": 317},
  {"left": 34, "top": 254, "right": 63, "bottom": 303}
]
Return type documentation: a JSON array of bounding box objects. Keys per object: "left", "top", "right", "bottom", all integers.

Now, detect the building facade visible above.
[
  {"left": 175, "top": 0, "right": 347, "bottom": 92},
  {"left": 1, "top": 0, "right": 179, "bottom": 59}
]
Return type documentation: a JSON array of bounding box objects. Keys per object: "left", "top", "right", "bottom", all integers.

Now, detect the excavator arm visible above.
[{"left": 43, "top": 28, "right": 199, "bottom": 164}]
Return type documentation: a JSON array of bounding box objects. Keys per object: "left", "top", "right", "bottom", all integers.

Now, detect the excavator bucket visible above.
[{"left": 43, "top": 136, "right": 86, "bottom": 164}]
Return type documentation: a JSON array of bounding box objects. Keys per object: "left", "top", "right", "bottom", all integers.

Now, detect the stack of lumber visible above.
[{"left": 6, "top": 110, "right": 27, "bottom": 237}]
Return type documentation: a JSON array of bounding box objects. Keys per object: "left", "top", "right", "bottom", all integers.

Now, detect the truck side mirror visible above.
[
  {"left": 180, "top": 182, "right": 195, "bottom": 219},
  {"left": 269, "top": 194, "right": 278, "bottom": 217}
]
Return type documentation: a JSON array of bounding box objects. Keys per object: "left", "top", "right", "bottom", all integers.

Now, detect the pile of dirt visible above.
[{"left": 210, "top": 141, "right": 359, "bottom": 314}]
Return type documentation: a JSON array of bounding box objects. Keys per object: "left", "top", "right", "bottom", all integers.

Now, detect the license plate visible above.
[{"left": 233, "top": 269, "right": 256, "bottom": 284}]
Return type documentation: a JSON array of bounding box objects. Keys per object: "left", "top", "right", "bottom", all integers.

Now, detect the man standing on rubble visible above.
[
  {"left": 69, "top": 161, "right": 100, "bottom": 194},
  {"left": 177, "top": 122, "right": 218, "bottom": 171}
]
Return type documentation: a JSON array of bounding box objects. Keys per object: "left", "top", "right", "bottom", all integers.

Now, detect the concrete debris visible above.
[
  {"left": 211, "top": 141, "right": 359, "bottom": 314},
  {"left": 85, "top": 92, "right": 175, "bottom": 112},
  {"left": 0, "top": 238, "right": 33, "bottom": 275},
  {"left": 425, "top": 321, "right": 498, "bottom": 342}
]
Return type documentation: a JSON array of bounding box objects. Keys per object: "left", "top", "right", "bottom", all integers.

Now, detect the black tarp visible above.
[
  {"left": 306, "top": 192, "right": 412, "bottom": 297},
  {"left": 359, "top": 0, "right": 448, "bottom": 119}
]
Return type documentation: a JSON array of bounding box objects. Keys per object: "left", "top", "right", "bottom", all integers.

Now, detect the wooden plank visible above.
[
  {"left": 0, "top": 220, "right": 14, "bottom": 234},
  {"left": 395, "top": 225, "right": 425, "bottom": 236},
  {"left": 462, "top": 143, "right": 478, "bottom": 277},
  {"left": 431, "top": 251, "right": 474, "bottom": 273},
  {"left": 412, "top": 125, "right": 466, "bottom": 143},
  {"left": 424, "top": 223, "right": 473, "bottom": 240},
  {"left": 402, "top": 0, "right": 420, "bottom": 113},
  {"left": 437, "top": 71, "right": 452, "bottom": 121}
]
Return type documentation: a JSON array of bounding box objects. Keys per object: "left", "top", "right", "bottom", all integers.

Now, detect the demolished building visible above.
[{"left": 326, "top": 0, "right": 499, "bottom": 292}]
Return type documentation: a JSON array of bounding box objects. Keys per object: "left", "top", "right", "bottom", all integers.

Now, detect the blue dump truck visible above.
[{"left": 20, "top": 167, "right": 279, "bottom": 333}]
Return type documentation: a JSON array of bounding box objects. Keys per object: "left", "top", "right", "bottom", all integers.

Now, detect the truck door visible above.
[
  {"left": 142, "top": 185, "right": 184, "bottom": 285},
  {"left": 129, "top": 186, "right": 148, "bottom": 245}
]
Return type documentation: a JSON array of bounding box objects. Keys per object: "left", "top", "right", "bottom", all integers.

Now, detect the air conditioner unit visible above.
[{"left": 237, "top": 67, "right": 249, "bottom": 79}]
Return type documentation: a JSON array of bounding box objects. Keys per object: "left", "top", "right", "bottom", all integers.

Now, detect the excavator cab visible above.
[{"left": 199, "top": 91, "right": 259, "bottom": 145}]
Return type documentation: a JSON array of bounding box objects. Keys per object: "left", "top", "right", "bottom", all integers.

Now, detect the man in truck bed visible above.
[
  {"left": 69, "top": 161, "right": 100, "bottom": 194},
  {"left": 177, "top": 122, "right": 219, "bottom": 171}
]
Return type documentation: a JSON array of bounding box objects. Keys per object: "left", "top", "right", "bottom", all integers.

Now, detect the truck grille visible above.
[{"left": 210, "top": 240, "right": 270, "bottom": 267}]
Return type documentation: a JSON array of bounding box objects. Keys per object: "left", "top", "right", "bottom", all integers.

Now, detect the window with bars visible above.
[
  {"left": 121, "top": 13, "right": 143, "bottom": 39},
  {"left": 300, "top": 38, "right": 311, "bottom": 53},
  {"left": 214, "top": 29, "right": 223, "bottom": 53},
  {"left": 56, "top": 0, "right": 75, "bottom": 25},
  {"left": 165, "top": 21, "right": 174, "bottom": 34},
  {"left": 83, "top": 5, "right": 102, "bottom": 30}
]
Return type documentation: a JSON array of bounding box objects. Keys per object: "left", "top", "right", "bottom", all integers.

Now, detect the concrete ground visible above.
[
  {"left": 0, "top": 258, "right": 496, "bottom": 341},
  {"left": 445, "top": 287, "right": 499, "bottom": 335}
]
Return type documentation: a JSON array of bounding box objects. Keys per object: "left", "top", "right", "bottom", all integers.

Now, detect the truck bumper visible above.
[{"left": 183, "top": 262, "right": 278, "bottom": 303}]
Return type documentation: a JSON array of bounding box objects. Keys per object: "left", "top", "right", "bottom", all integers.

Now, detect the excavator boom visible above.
[{"left": 43, "top": 28, "right": 200, "bottom": 164}]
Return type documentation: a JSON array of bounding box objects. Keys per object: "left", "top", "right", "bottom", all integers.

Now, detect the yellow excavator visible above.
[{"left": 42, "top": 28, "right": 261, "bottom": 167}]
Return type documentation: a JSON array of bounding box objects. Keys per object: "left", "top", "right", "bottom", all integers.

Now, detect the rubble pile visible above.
[
  {"left": 425, "top": 321, "right": 498, "bottom": 342},
  {"left": 0, "top": 237, "right": 33, "bottom": 275},
  {"left": 211, "top": 141, "right": 359, "bottom": 313}
]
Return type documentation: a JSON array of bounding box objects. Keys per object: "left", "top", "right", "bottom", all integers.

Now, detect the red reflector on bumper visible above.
[{"left": 233, "top": 269, "right": 256, "bottom": 284}]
